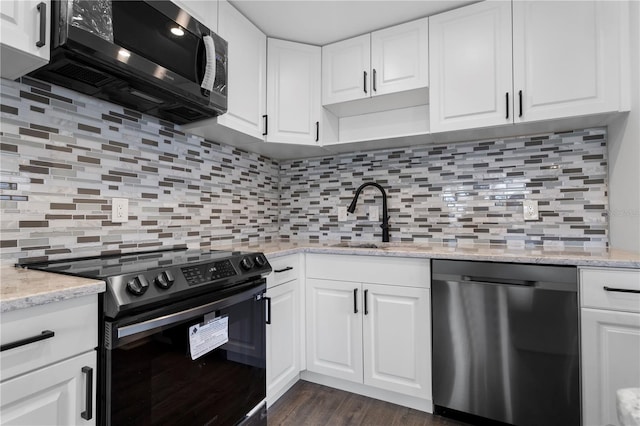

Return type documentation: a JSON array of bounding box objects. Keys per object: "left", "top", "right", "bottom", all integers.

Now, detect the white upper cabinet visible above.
[
  {"left": 322, "top": 34, "right": 371, "bottom": 105},
  {"left": 512, "top": 1, "right": 623, "bottom": 123},
  {"left": 216, "top": 0, "right": 267, "bottom": 139},
  {"left": 0, "top": 0, "right": 50, "bottom": 79},
  {"left": 266, "top": 38, "right": 321, "bottom": 145},
  {"left": 429, "top": 0, "right": 628, "bottom": 133},
  {"left": 173, "top": 0, "right": 218, "bottom": 32},
  {"left": 428, "top": 1, "right": 512, "bottom": 132},
  {"left": 370, "top": 18, "right": 429, "bottom": 97},
  {"left": 322, "top": 18, "right": 428, "bottom": 106}
]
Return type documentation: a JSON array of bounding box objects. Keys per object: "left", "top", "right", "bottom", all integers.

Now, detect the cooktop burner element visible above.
[{"left": 19, "top": 247, "right": 272, "bottom": 319}]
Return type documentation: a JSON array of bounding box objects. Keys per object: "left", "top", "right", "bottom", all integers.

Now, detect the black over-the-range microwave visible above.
[{"left": 30, "top": 0, "right": 227, "bottom": 124}]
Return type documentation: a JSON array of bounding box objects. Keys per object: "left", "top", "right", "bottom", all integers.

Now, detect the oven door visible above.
[{"left": 101, "top": 282, "right": 266, "bottom": 426}]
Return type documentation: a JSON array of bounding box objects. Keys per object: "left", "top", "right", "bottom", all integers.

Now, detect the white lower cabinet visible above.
[
  {"left": 265, "top": 255, "right": 302, "bottom": 406},
  {"left": 0, "top": 294, "right": 98, "bottom": 426},
  {"left": 0, "top": 351, "right": 96, "bottom": 425},
  {"left": 580, "top": 267, "right": 640, "bottom": 426},
  {"left": 305, "top": 254, "right": 431, "bottom": 404}
]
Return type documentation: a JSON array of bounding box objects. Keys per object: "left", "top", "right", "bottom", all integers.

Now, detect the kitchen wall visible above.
[
  {"left": 0, "top": 77, "right": 611, "bottom": 265},
  {"left": 279, "top": 130, "right": 609, "bottom": 248},
  {"left": 0, "top": 78, "right": 280, "bottom": 264}
]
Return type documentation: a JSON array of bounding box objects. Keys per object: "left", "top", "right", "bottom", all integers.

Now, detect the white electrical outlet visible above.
[
  {"left": 523, "top": 199, "right": 539, "bottom": 221},
  {"left": 338, "top": 206, "right": 347, "bottom": 222},
  {"left": 368, "top": 205, "right": 379, "bottom": 222},
  {"left": 112, "top": 198, "right": 129, "bottom": 223}
]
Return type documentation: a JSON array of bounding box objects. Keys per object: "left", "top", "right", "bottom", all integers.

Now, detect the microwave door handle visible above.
[{"left": 200, "top": 35, "right": 217, "bottom": 95}]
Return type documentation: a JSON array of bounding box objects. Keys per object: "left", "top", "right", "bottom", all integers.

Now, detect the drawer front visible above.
[
  {"left": 306, "top": 254, "right": 430, "bottom": 288},
  {"left": 1, "top": 295, "right": 98, "bottom": 382},
  {"left": 267, "top": 254, "right": 300, "bottom": 288},
  {"left": 580, "top": 268, "right": 640, "bottom": 313}
]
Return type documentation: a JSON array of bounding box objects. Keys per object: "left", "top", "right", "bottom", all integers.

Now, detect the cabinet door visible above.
[
  {"left": 306, "top": 279, "right": 362, "bottom": 383},
  {"left": 322, "top": 34, "right": 371, "bottom": 105},
  {"left": 0, "top": 0, "right": 50, "bottom": 79},
  {"left": 216, "top": 0, "right": 267, "bottom": 139},
  {"left": 362, "top": 284, "right": 430, "bottom": 399},
  {"left": 172, "top": 0, "right": 218, "bottom": 32},
  {"left": 0, "top": 351, "right": 96, "bottom": 425},
  {"left": 371, "top": 18, "right": 428, "bottom": 97},
  {"left": 266, "top": 280, "right": 300, "bottom": 406},
  {"left": 582, "top": 308, "right": 640, "bottom": 426},
  {"left": 267, "top": 38, "right": 321, "bottom": 145},
  {"left": 429, "top": 1, "right": 512, "bottom": 133},
  {"left": 512, "top": 1, "right": 622, "bottom": 122}
]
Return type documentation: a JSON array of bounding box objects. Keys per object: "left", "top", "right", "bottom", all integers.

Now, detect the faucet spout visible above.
[{"left": 347, "top": 182, "right": 390, "bottom": 242}]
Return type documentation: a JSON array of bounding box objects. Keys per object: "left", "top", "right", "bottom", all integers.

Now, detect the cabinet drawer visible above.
[
  {"left": 580, "top": 268, "right": 640, "bottom": 313},
  {"left": 1, "top": 295, "right": 98, "bottom": 382},
  {"left": 267, "top": 254, "right": 299, "bottom": 288},
  {"left": 306, "top": 254, "right": 430, "bottom": 288}
]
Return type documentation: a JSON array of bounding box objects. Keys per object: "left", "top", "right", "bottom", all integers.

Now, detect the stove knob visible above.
[
  {"left": 240, "top": 257, "right": 255, "bottom": 271},
  {"left": 155, "top": 270, "right": 175, "bottom": 289},
  {"left": 126, "top": 275, "right": 149, "bottom": 296},
  {"left": 254, "top": 254, "right": 267, "bottom": 267}
]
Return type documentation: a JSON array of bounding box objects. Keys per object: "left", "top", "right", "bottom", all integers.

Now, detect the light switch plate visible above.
[
  {"left": 112, "top": 198, "right": 129, "bottom": 223},
  {"left": 523, "top": 200, "right": 539, "bottom": 221},
  {"left": 338, "top": 206, "right": 347, "bottom": 222}
]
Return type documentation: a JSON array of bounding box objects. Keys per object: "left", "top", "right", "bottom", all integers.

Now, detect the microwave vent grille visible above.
[{"left": 56, "top": 63, "right": 111, "bottom": 87}]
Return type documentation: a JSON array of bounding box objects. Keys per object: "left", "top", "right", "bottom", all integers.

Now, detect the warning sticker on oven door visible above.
[{"left": 188, "top": 315, "right": 229, "bottom": 360}]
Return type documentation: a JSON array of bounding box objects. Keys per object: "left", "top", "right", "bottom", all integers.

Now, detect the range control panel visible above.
[{"left": 182, "top": 260, "right": 237, "bottom": 286}]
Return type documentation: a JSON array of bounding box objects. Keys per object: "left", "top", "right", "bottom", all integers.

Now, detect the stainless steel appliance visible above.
[
  {"left": 30, "top": 0, "right": 227, "bottom": 124},
  {"left": 431, "top": 260, "right": 579, "bottom": 426},
  {"left": 20, "top": 247, "right": 270, "bottom": 426}
]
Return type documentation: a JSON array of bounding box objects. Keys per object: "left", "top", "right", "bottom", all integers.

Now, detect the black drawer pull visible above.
[
  {"left": 518, "top": 90, "right": 523, "bottom": 117},
  {"left": 353, "top": 288, "right": 358, "bottom": 314},
  {"left": 274, "top": 266, "right": 293, "bottom": 273},
  {"left": 604, "top": 286, "right": 640, "bottom": 294},
  {"left": 315, "top": 121, "right": 319, "bottom": 142},
  {"left": 81, "top": 366, "right": 93, "bottom": 420},
  {"left": 363, "top": 71, "right": 368, "bottom": 94},
  {"left": 364, "top": 289, "right": 369, "bottom": 315},
  {"left": 36, "top": 2, "right": 46, "bottom": 48},
  {"left": 373, "top": 69, "right": 377, "bottom": 92},
  {"left": 265, "top": 296, "right": 272, "bottom": 324},
  {"left": 1, "top": 330, "right": 55, "bottom": 352},
  {"left": 262, "top": 114, "right": 268, "bottom": 136},
  {"left": 505, "top": 92, "right": 509, "bottom": 119}
]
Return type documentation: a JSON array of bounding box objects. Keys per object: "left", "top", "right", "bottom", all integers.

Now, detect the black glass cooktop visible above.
[{"left": 18, "top": 248, "right": 240, "bottom": 279}]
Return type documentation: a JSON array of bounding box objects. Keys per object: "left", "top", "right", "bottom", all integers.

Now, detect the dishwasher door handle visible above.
[{"left": 461, "top": 276, "right": 536, "bottom": 287}]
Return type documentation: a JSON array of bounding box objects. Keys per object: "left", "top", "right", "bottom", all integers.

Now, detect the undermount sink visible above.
[{"left": 331, "top": 242, "right": 380, "bottom": 249}]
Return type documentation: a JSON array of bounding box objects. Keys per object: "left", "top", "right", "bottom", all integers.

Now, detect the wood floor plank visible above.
[{"left": 268, "top": 381, "right": 470, "bottom": 426}]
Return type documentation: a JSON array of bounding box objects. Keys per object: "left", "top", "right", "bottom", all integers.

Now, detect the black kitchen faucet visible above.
[{"left": 347, "top": 182, "right": 390, "bottom": 242}]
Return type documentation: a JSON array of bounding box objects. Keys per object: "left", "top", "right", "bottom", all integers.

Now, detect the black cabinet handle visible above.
[
  {"left": 604, "top": 286, "right": 640, "bottom": 294},
  {"left": 373, "top": 69, "right": 377, "bottom": 92},
  {"left": 353, "top": 288, "right": 358, "bottom": 313},
  {"left": 262, "top": 114, "right": 268, "bottom": 136},
  {"left": 518, "top": 90, "right": 523, "bottom": 117},
  {"left": 1, "top": 330, "right": 54, "bottom": 352},
  {"left": 36, "top": 2, "right": 46, "bottom": 48},
  {"left": 315, "top": 121, "right": 319, "bottom": 142},
  {"left": 505, "top": 92, "right": 509, "bottom": 119},
  {"left": 363, "top": 71, "right": 367, "bottom": 94},
  {"left": 364, "top": 289, "right": 369, "bottom": 315},
  {"left": 81, "top": 366, "right": 93, "bottom": 420},
  {"left": 274, "top": 266, "right": 293, "bottom": 273},
  {"left": 264, "top": 296, "right": 272, "bottom": 324}
]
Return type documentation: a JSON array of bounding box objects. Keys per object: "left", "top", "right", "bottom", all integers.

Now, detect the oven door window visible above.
[{"left": 105, "top": 293, "right": 265, "bottom": 425}]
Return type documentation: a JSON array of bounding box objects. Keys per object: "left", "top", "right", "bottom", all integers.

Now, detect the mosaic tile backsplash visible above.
[
  {"left": 1, "top": 77, "right": 609, "bottom": 263},
  {"left": 0, "top": 78, "right": 279, "bottom": 263},
  {"left": 279, "top": 130, "right": 608, "bottom": 248}
]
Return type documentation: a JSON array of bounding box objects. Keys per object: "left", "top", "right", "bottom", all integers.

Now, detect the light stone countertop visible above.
[
  {"left": 208, "top": 240, "right": 640, "bottom": 269},
  {"left": 0, "top": 266, "right": 105, "bottom": 313}
]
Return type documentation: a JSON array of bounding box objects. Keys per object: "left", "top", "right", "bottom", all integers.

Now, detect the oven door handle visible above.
[{"left": 114, "top": 286, "right": 263, "bottom": 343}]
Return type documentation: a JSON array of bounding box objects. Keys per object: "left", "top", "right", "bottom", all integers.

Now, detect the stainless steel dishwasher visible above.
[{"left": 431, "top": 260, "right": 579, "bottom": 426}]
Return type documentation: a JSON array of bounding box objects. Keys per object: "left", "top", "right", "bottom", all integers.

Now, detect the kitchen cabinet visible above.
[
  {"left": 305, "top": 254, "right": 431, "bottom": 400},
  {"left": 265, "top": 254, "right": 302, "bottom": 406},
  {"left": 0, "top": 0, "right": 50, "bottom": 79},
  {"left": 172, "top": 0, "right": 218, "bottom": 32},
  {"left": 266, "top": 39, "right": 322, "bottom": 145},
  {"left": 322, "top": 18, "right": 428, "bottom": 106},
  {"left": 0, "top": 295, "right": 98, "bottom": 425},
  {"left": 429, "top": 0, "right": 627, "bottom": 133},
  {"left": 580, "top": 267, "right": 640, "bottom": 426},
  {"left": 215, "top": 0, "right": 267, "bottom": 140}
]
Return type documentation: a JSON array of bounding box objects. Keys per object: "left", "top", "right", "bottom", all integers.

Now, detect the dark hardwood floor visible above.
[{"left": 267, "top": 381, "right": 470, "bottom": 426}]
